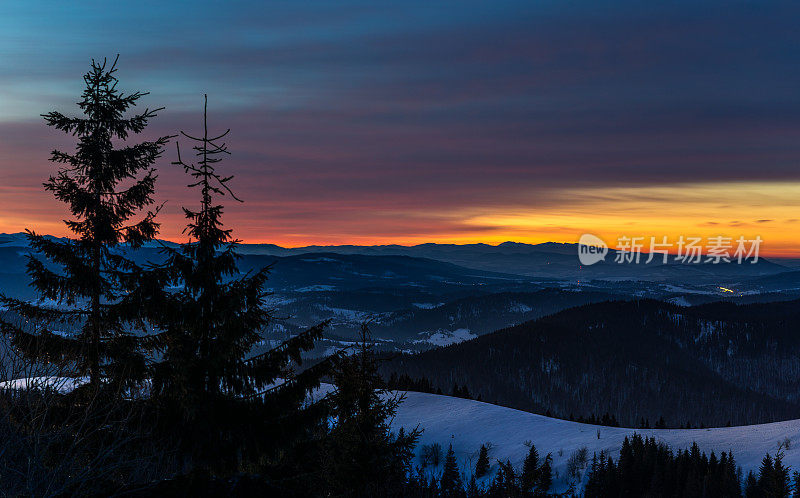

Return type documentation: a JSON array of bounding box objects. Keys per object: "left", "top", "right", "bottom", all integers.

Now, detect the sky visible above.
[{"left": 2, "top": 1, "right": 800, "bottom": 254}]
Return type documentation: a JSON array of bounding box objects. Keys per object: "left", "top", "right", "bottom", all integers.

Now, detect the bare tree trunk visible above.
[{"left": 90, "top": 240, "right": 101, "bottom": 387}]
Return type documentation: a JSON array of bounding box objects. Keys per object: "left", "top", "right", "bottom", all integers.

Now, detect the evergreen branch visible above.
[
  {"left": 26, "top": 256, "right": 98, "bottom": 304},
  {"left": 248, "top": 356, "right": 336, "bottom": 402},
  {"left": 0, "top": 322, "right": 84, "bottom": 366},
  {"left": 0, "top": 295, "right": 86, "bottom": 322},
  {"left": 243, "top": 321, "right": 329, "bottom": 371}
]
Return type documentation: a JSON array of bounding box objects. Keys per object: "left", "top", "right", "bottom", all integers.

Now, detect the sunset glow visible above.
[{"left": 2, "top": 1, "right": 800, "bottom": 255}]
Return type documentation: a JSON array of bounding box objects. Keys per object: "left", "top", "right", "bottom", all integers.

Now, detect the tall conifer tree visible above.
[
  {"left": 144, "top": 96, "right": 329, "bottom": 473},
  {"left": 0, "top": 56, "right": 168, "bottom": 391},
  {"left": 322, "top": 324, "right": 419, "bottom": 494},
  {"left": 521, "top": 443, "right": 540, "bottom": 492},
  {"left": 475, "top": 444, "right": 490, "bottom": 478},
  {"left": 441, "top": 443, "right": 463, "bottom": 494}
]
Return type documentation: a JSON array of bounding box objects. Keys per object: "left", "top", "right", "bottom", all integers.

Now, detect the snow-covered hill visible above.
[
  {"left": 4, "top": 377, "right": 797, "bottom": 493},
  {"left": 390, "top": 391, "right": 800, "bottom": 493}
]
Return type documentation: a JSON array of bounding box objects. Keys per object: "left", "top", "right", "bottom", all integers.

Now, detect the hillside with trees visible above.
[{"left": 383, "top": 299, "right": 800, "bottom": 427}]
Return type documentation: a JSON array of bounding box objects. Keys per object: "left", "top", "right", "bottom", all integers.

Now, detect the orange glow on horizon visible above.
[{"left": 3, "top": 181, "right": 800, "bottom": 258}]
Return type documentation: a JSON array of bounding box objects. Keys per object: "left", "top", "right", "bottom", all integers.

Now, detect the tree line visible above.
[{"left": 585, "top": 434, "right": 800, "bottom": 498}]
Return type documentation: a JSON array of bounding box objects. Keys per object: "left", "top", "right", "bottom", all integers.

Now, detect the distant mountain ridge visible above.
[{"left": 0, "top": 232, "right": 791, "bottom": 282}]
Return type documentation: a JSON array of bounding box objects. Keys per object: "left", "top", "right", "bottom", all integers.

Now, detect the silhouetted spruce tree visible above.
[
  {"left": 489, "top": 460, "right": 519, "bottom": 497},
  {"left": 718, "top": 451, "right": 742, "bottom": 497},
  {"left": 774, "top": 451, "right": 792, "bottom": 497},
  {"left": 758, "top": 453, "right": 775, "bottom": 496},
  {"left": 321, "top": 324, "right": 420, "bottom": 495},
  {"left": 520, "top": 443, "right": 539, "bottom": 492},
  {"left": 475, "top": 444, "right": 490, "bottom": 478},
  {"left": 745, "top": 471, "right": 759, "bottom": 498},
  {"left": 793, "top": 471, "right": 800, "bottom": 498},
  {"left": 441, "top": 443, "right": 463, "bottom": 495},
  {"left": 757, "top": 450, "right": 791, "bottom": 497},
  {"left": 144, "top": 96, "right": 329, "bottom": 474},
  {"left": 537, "top": 454, "right": 553, "bottom": 494},
  {"left": 0, "top": 56, "right": 168, "bottom": 392}
]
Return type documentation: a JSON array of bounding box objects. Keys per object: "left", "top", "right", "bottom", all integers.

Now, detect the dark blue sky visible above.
[{"left": 2, "top": 1, "right": 800, "bottom": 249}]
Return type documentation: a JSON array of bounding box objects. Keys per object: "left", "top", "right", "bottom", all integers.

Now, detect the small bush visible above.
[
  {"left": 566, "top": 447, "right": 589, "bottom": 478},
  {"left": 420, "top": 443, "right": 443, "bottom": 468}
]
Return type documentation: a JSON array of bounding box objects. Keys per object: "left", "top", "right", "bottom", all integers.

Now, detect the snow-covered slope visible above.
[
  {"left": 5, "top": 377, "right": 796, "bottom": 492},
  {"left": 390, "top": 391, "right": 800, "bottom": 493}
]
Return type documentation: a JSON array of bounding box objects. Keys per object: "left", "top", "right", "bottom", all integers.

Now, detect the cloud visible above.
[{"left": 3, "top": 1, "right": 800, "bottom": 247}]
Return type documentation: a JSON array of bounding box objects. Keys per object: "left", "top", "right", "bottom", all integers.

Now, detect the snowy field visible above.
[
  {"left": 390, "top": 391, "right": 800, "bottom": 493},
  {"left": 4, "top": 378, "right": 797, "bottom": 493}
]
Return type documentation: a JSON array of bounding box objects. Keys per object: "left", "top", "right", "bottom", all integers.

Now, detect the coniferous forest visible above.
[
  {"left": 0, "top": 57, "right": 418, "bottom": 496},
  {"left": 0, "top": 56, "right": 564, "bottom": 497},
  {"left": 3, "top": 58, "right": 800, "bottom": 497}
]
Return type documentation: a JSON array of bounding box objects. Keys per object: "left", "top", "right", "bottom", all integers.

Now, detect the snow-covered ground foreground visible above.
[
  {"left": 390, "top": 391, "right": 800, "bottom": 493},
  {"left": 4, "top": 377, "right": 797, "bottom": 493}
]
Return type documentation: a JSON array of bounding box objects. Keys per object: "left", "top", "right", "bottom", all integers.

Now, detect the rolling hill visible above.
[
  {"left": 388, "top": 391, "right": 800, "bottom": 494},
  {"left": 383, "top": 299, "right": 800, "bottom": 427}
]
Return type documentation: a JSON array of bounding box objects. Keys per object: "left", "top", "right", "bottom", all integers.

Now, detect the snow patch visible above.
[
  {"left": 295, "top": 284, "right": 336, "bottom": 292},
  {"left": 412, "top": 302, "right": 442, "bottom": 310},
  {"left": 508, "top": 302, "right": 533, "bottom": 313},
  {"left": 413, "top": 328, "right": 477, "bottom": 347},
  {"left": 667, "top": 296, "right": 692, "bottom": 307},
  {"left": 0, "top": 376, "right": 89, "bottom": 393}
]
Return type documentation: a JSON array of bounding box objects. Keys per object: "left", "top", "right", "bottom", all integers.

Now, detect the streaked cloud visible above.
[{"left": 1, "top": 1, "right": 800, "bottom": 253}]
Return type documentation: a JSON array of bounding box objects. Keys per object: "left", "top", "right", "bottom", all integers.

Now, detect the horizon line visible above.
[{"left": 2, "top": 231, "right": 799, "bottom": 259}]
